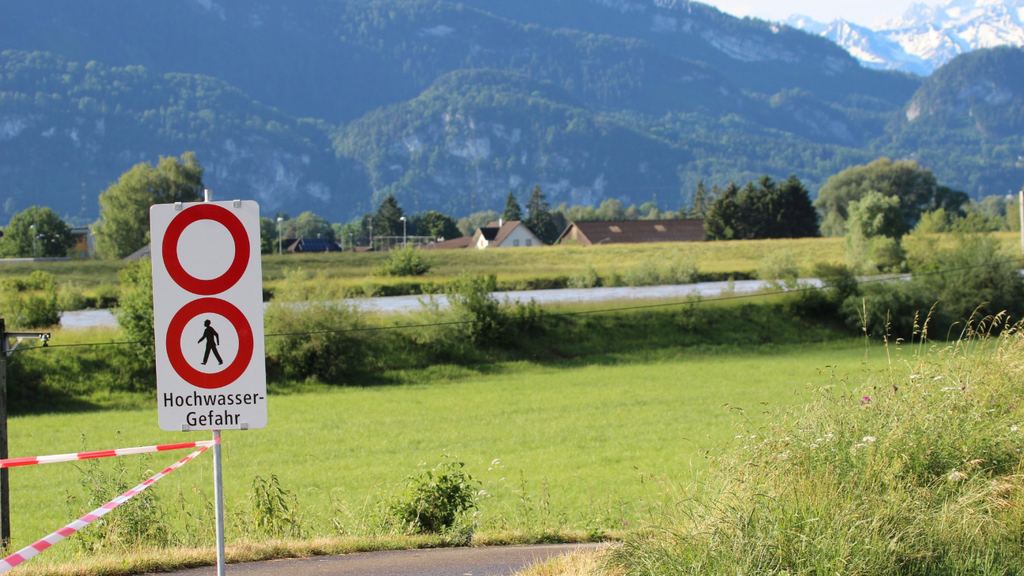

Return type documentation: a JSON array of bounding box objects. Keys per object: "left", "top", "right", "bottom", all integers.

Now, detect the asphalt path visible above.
[{"left": 148, "top": 544, "right": 605, "bottom": 576}]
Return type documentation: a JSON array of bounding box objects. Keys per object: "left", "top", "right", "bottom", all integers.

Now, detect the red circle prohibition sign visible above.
[
  {"left": 166, "top": 298, "right": 254, "bottom": 390},
  {"left": 163, "top": 204, "right": 249, "bottom": 295}
]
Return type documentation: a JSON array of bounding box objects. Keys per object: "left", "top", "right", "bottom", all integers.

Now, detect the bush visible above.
[
  {"left": 907, "top": 232, "right": 1024, "bottom": 323},
  {"left": 57, "top": 282, "right": 88, "bottom": 312},
  {"left": 387, "top": 456, "right": 478, "bottom": 535},
  {"left": 567, "top": 263, "right": 601, "bottom": 289},
  {"left": 840, "top": 280, "right": 935, "bottom": 339},
  {"left": 0, "top": 271, "right": 62, "bottom": 328},
  {"left": 372, "top": 247, "right": 431, "bottom": 277},
  {"left": 264, "top": 269, "right": 368, "bottom": 382},
  {"left": 444, "top": 273, "right": 506, "bottom": 346},
  {"left": 236, "top": 474, "right": 304, "bottom": 540},
  {"left": 757, "top": 249, "right": 799, "bottom": 289},
  {"left": 115, "top": 259, "right": 154, "bottom": 352},
  {"left": 787, "top": 262, "right": 859, "bottom": 319},
  {"left": 621, "top": 252, "right": 700, "bottom": 287}
]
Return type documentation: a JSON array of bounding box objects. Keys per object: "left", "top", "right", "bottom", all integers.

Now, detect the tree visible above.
[
  {"left": 844, "top": 191, "right": 906, "bottom": 272},
  {"left": 770, "top": 175, "right": 820, "bottom": 238},
  {"left": 596, "top": 198, "right": 626, "bottom": 221},
  {"left": 703, "top": 182, "right": 743, "bottom": 240},
  {"left": 0, "top": 206, "right": 74, "bottom": 258},
  {"left": 815, "top": 158, "right": 968, "bottom": 237},
  {"left": 374, "top": 194, "right": 405, "bottom": 237},
  {"left": 418, "top": 211, "right": 462, "bottom": 240},
  {"left": 93, "top": 152, "right": 203, "bottom": 259},
  {"left": 501, "top": 191, "right": 522, "bottom": 222},
  {"left": 703, "top": 176, "right": 819, "bottom": 241},
  {"left": 691, "top": 181, "right": 710, "bottom": 219},
  {"left": 457, "top": 210, "right": 499, "bottom": 237},
  {"left": 259, "top": 217, "right": 277, "bottom": 254},
  {"left": 292, "top": 211, "right": 335, "bottom": 241},
  {"left": 115, "top": 258, "right": 155, "bottom": 364},
  {"left": 524, "top": 186, "right": 559, "bottom": 244}
]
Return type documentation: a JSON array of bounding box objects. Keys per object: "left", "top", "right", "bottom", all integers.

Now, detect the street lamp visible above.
[
  {"left": 276, "top": 217, "right": 283, "bottom": 255},
  {"left": 400, "top": 216, "right": 407, "bottom": 248},
  {"left": 29, "top": 225, "right": 36, "bottom": 259}
]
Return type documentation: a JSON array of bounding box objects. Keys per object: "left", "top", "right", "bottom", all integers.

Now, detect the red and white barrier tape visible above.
[
  {"left": 0, "top": 443, "right": 212, "bottom": 573},
  {"left": 0, "top": 439, "right": 216, "bottom": 468}
]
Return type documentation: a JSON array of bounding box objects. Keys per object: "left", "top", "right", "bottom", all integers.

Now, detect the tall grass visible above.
[{"left": 607, "top": 316, "right": 1024, "bottom": 575}]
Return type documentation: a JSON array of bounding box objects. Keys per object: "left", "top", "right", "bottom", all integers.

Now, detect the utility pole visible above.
[
  {"left": 1019, "top": 189, "right": 1023, "bottom": 255},
  {"left": 0, "top": 320, "right": 50, "bottom": 550}
]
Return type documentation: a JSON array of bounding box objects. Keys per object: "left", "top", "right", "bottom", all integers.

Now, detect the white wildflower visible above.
[{"left": 862, "top": 436, "right": 876, "bottom": 443}]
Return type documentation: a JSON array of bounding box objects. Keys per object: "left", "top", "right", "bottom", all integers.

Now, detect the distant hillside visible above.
[
  {"left": 335, "top": 69, "right": 688, "bottom": 215},
  {"left": 875, "top": 46, "right": 1024, "bottom": 196},
  {"left": 0, "top": 50, "right": 366, "bottom": 223},
  {"left": 461, "top": 0, "right": 921, "bottom": 107},
  {"left": 0, "top": 0, "right": 1021, "bottom": 222}
]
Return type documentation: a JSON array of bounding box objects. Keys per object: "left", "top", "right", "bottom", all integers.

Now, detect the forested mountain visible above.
[
  {"left": 878, "top": 46, "right": 1024, "bottom": 196},
  {"left": 335, "top": 69, "right": 688, "bottom": 215},
  {"left": 0, "top": 0, "right": 1020, "bottom": 224},
  {"left": 0, "top": 50, "right": 363, "bottom": 222}
]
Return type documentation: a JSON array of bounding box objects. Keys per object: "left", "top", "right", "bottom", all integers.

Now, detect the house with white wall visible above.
[{"left": 472, "top": 220, "right": 542, "bottom": 249}]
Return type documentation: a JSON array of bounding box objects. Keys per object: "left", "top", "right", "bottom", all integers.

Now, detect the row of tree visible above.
[{"left": 0, "top": 153, "right": 1002, "bottom": 259}]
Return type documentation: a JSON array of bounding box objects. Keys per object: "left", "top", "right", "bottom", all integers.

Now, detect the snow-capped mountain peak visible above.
[{"left": 788, "top": 0, "right": 1024, "bottom": 75}]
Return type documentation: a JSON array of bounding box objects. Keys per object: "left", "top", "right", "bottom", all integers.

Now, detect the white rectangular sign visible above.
[{"left": 150, "top": 200, "right": 267, "bottom": 431}]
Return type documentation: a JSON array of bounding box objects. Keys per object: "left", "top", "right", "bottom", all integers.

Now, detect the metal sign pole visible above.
[
  {"left": 213, "top": 430, "right": 225, "bottom": 576},
  {"left": 0, "top": 319, "right": 9, "bottom": 552}
]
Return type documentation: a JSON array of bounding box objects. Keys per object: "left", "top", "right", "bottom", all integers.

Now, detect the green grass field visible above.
[
  {"left": 4, "top": 232, "right": 1020, "bottom": 304},
  {"left": 7, "top": 340, "right": 882, "bottom": 561}
]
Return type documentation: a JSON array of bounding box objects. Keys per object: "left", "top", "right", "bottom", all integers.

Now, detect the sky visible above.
[{"left": 699, "top": 0, "right": 943, "bottom": 27}]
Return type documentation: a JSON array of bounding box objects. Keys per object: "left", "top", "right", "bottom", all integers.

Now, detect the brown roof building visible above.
[
  {"left": 556, "top": 220, "right": 705, "bottom": 245},
  {"left": 421, "top": 236, "right": 474, "bottom": 250}
]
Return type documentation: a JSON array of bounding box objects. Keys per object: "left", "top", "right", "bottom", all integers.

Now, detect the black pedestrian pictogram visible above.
[{"left": 198, "top": 319, "right": 223, "bottom": 365}]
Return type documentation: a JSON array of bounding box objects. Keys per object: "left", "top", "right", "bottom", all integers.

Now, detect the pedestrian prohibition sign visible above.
[{"left": 150, "top": 200, "right": 267, "bottom": 431}]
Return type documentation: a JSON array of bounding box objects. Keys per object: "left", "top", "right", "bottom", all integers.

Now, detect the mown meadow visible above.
[
  {"left": 2, "top": 229, "right": 1023, "bottom": 575},
  {"left": 8, "top": 337, "right": 880, "bottom": 574}
]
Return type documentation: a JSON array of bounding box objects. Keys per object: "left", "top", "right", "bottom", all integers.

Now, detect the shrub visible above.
[
  {"left": 372, "top": 247, "right": 431, "bottom": 277},
  {"left": 57, "top": 282, "right": 88, "bottom": 312},
  {"left": 0, "top": 271, "right": 61, "bottom": 328},
  {"left": 66, "top": 437, "right": 169, "bottom": 551},
  {"left": 757, "top": 249, "right": 799, "bottom": 289},
  {"left": 387, "top": 455, "right": 478, "bottom": 535},
  {"left": 662, "top": 252, "right": 700, "bottom": 285},
  {"left": 621, "top": 252, "right": 700, "bottom": 287},
  {"left": 787, "top": 262, "right": 859, "bottom": 319},
  {"left": 92, "top": 283, "right": 121, "bottom": 308},
  {"left": 907, "top": 232, "right": 1024, "bottom": 323},
  {"left": 115, "top": 259, "right": 154, "bottom": 352},
  {"left": 264, "top": 269, "right": 368, "bottom": 382},
  {"left": 840, "top": 280, "right": 935, "bottom": 339},
  {"left": 444, "top": 273, "right": 506, "bottom": 346},
  {"left": 236, "top": 474, "right": 304, "bottom": 540},
  {"left": 567, "top": 263, "right": 601, "bottom": 289}
]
